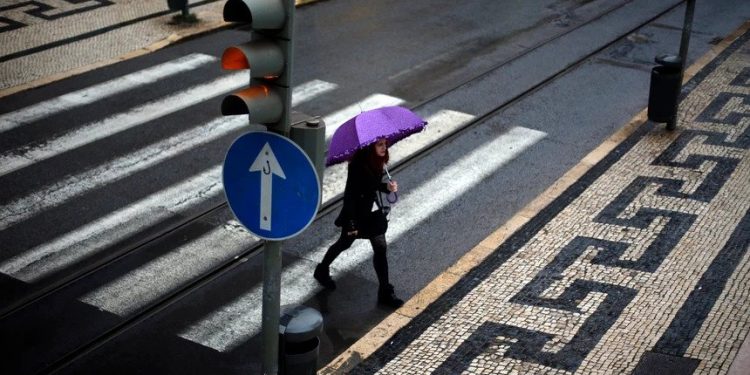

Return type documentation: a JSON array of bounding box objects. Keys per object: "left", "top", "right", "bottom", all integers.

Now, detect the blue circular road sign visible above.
[{"left": 223, "top": 131, "right": 320, "bottom": 240}]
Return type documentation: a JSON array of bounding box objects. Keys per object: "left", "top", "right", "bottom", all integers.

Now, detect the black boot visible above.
[
  {"left": 378, "top": 284, "right": 404, "bottom": 309},
  {"left": 314, "top": 263, "right": 336, "bottom": 290}
]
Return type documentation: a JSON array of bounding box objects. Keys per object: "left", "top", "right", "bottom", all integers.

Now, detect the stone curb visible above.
[{"left": 318, "top": 19, "right": 750, "bottom": 375}]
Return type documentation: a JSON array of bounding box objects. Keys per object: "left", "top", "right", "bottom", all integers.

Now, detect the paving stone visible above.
[{"left": 0, "top": 0, "right": 227, "bottom": 92}]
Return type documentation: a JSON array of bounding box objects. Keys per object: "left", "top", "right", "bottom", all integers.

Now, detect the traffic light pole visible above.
[
  {"left": 262, "top": 1, "right": 293, "bottom": 373},
  {"left": 219, "top": 1, "right": 313, "bottom": 373},
  {"left": 262, "top": 240, "right": 282, "bottom": 375}
]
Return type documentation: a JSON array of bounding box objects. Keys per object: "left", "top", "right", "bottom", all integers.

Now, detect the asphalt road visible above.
[{"left": 1, "top": 0, "right": 749, "bottom": 373}]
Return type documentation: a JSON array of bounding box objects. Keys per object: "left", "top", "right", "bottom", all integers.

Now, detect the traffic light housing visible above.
[{"left": 220, "top": 0, "right": 294, "bottom": 134}]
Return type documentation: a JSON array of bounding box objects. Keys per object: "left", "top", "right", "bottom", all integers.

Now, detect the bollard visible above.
[
  {"left": 167, "top": 0, "right": 189, "bottom": 16},
  {"left": 278, "top": 305, "right": 323, "bottom": 375},
  {"left": 290, "top": 112, "right": 326, "bottom": 195},
  {"left": 647, "top": 54, "right": 683, "bottom": 131}
]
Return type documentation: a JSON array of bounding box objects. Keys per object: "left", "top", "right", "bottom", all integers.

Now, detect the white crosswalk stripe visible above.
[
  {"left": 292, "top": 79, "right": 338, "bottom": 107},
  {"left": 0, "top": 54, "right": 217, "bottom": 134},
  {"left": 0, "top": 167, "right": 225, "bottom": 282},
  {"left": 0, "top": 71, "right": 247, "bottom": 178},
  {"left": 0, "top": 117, "right": 246, "bottom": 231},
  {"left": 0, "top": 80, "right": 337, "bottom": 231},
  {"left": 80, "top": 221, "right": 257, "bottom": 316}
]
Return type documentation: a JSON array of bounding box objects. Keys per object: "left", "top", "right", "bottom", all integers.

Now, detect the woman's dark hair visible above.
[
  {"left": 351, "top": 141, "right": 389, "bottom": 174},
  {"left": 368, "top": 140, "right": 389, "bottom": 173}
]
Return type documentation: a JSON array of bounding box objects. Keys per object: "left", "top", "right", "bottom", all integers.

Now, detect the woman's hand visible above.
[{"left": 387, "top": 180, "right": 398, "bottom": 193}]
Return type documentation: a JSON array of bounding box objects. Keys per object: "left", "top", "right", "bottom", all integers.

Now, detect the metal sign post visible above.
[
  {"left": 223, "top": 131, "right": 320, "bottom": 375},
  {"left": 262, "top": 240, "right": 282, "bottom": 374}
]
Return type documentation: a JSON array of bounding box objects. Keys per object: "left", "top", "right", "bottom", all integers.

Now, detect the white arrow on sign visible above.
[{"left": 249, "top": 142, "right": 286, "bottom": 231}]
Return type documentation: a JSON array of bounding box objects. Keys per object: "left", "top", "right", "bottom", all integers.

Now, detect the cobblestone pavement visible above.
[
  {"left": 0, "top": 0, "right": 230, "bottom": 95},
  {"left": 335, "top": 28, "right": 750, "bottom": 375},
  {"left": 0, "top": 0, "right": 317, "bottom": 96}
]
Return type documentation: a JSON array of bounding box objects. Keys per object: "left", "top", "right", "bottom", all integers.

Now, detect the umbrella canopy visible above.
[{"left": 326, "top": 106, "right": 427, "bottom": 166}]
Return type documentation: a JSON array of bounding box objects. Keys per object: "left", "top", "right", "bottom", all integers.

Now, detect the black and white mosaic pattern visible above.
[
  {"left": 353, "top": 32, "right": 750, "bottom": 375},
  {"left": 0, "top": 0, "right": 113, "bottom": 33}
]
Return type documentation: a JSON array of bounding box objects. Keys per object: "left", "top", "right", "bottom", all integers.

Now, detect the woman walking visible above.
[{"left": 314, "top": 138, "right": 404, "bottom": 309}]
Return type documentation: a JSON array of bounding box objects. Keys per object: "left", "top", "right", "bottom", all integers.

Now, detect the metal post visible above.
[
  {"left": 259, "top": 2, "right": 294, "bottom": 373},
  {"left": 665, "top": 0, "right": 696, "bottom": 130},
  {"left": 279, "top": 0, "right": 295, "bottom": 137},
  {"left": 262, "top": 241, "right": 282, "bottom": 375},
  {"left": 678, "top": 0, "right": 696, "bottom": 76}
]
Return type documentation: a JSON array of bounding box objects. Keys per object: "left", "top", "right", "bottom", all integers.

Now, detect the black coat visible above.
[{"left": 334, "top": 152, "right": 389, "bottom": 236}]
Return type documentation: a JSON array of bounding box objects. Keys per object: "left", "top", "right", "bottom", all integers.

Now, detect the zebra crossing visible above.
[
  {"left": 0, "top": 52, "right": 547, "bottom": 353},
  {"left": 177, "top": 126, "right": 546, "bottom": 353},
  {"left": 0, "top": 78, "right": 338, "bottom": 233}
]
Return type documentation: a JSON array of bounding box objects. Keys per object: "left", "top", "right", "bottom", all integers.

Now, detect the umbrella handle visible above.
[
  {"left": 383, "top": 166, "right": 398, "bottom": 203},
  {"left": 387, "top": 191, "right": 398, "bottom": 204}
]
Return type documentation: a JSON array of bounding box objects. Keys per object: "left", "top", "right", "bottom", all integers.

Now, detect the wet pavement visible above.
[
  {"left": 1, "top": 1, "right": 749, "bottom": 374},
  {"left": 322, "top": 25, "right": 750, "bottom": 375}
]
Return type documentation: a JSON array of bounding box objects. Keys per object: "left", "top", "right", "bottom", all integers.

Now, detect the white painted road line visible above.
[
  {"left": 178, "top": 254, "right": 312, "bottom": 352},
  {"left": 0, "top": 80, "right": 337, "bottom": 231},
  {"left": 178, "top": 126, "right": 546, "bottom": 352},
  {"left": 0, "top": 167, "right": 225, "bottom": 282},
  {"left": 0, "top": 72, "right": 247, "bottom": 178},
  {"left": 292, "top": 79, "right": 338, "bottom": 107},
  {"left": 391, "top": 108, "right": 477, "bottom": 160},
  {"left": 80, "top": 222, "right": 256, "bottom": 316},
  {"left": 0, "top": 54, "right": 216, "bottom": 134},
  {"left": 0, "top": 117, "right": 248, "bottom": 231}
]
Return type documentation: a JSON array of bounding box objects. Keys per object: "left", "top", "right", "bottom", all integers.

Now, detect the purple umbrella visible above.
[{"left": 326, "top": 106, "right": 427, "bottom": 166}]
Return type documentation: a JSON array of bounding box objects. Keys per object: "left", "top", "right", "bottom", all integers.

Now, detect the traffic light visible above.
[
  {"left": 220, "top": 0, "right": 294, "bottom": 134},
  {"left": 220, "top": 0, "right": 325, "bottom": 186}
]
